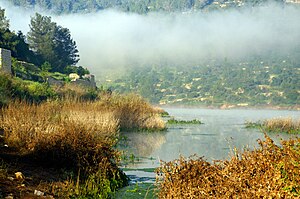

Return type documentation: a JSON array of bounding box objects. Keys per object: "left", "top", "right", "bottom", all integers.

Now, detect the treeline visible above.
[
  {"left": 8, "top": 0, "right": 284, "bottom": 14},
  {"left": 0, "top": 7, "right": 80, "bottom": 74},
  {"left": 109, "top": 59, "right": 300, "bottom": 106},
  {"left": 0, "top": 7, "right": 94, "bottom": 106}
]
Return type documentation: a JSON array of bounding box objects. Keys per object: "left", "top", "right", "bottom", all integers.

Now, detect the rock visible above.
[
  {"left": 7, "top": 177, "right": 14, "bottom": 181},
  {"left": 5, "top": 193, "right": 13, "bottom": 199},
  {"left": 34, "top": 190, "right": 45, "bottom": 196},
  {"left": 14, "top": 172, "right": 25, "bottom": 181}
]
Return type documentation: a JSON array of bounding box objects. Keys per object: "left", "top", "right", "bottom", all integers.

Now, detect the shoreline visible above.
[{"left": 156, "top": 104, "right": 300, "bottom": 111}]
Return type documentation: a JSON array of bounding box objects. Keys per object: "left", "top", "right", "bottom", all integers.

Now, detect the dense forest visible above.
[
  {"left": 107, "top": 59, "right": 300, "bottom": 107},
  {"left": 7, "top": 0, "right": 286, "bottom": 14}
]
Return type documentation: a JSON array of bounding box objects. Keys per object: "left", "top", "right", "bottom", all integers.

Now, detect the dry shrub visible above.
[
  {"left": 157, "top": 136, "right": 300, "bottom": 198},
  {"left": 263, "top": 117, "right": 300, "bottom": 134}
]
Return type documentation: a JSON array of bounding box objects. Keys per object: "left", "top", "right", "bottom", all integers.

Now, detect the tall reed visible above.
[{"left": 263, "top": 117, "right": 300, "bottom": 134}]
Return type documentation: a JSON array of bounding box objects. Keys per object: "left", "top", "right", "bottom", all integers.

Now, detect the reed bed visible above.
[
  {"left": 0, "top": 101, "right": 125, "bottom": 197},
  {"left": 0, "top": 93, "right": 165, "bottom": 197},
  {"left": 263, "top": 117, "right": 300, "bottom": 134},
  {"left": 157, "top": 136, "right": 300, "bottom": 198},
  {"left": 246, "top": 117, "right": 300, "bottom": 134},
  {"left": 95, "top": 93, "right": 166, "bottom": 131}
]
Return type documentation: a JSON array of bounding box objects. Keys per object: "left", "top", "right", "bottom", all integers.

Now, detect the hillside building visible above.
[
  {"left": 0, "top": 48, "right": 12, "bottom": 74},
  {"left": 286, "top": 0, "right": 300, "bottom": 3}
]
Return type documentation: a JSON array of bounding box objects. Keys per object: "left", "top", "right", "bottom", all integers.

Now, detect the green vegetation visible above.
[
  {"left": 167, "top": 118, "right": 203, "bottom": 125},
  {"left": 122, "top": 167, "right": 157, "bottom": 173},
  {"left": 246, "top": 118, "right": 300, "bottom": 134},
  {"left": 109, "top": 60, "right": 300, "bottom": 107},
  {"left": 7, "top": 0, "right": 286, "bottom": 14},
  {"left": 115, "top": 182, "right": 157, "bottom": 199},
  {"left": 0, "top": 5, "right": 92, "bottom": 106},
  {"left": 157, "top": 136, "right": 300, "bottom": 198},
  {"left": 0, "top": 6, "right": 82, "bottom": 75},
  {"left": 27, "top": 13, "right": 79, "bottom": 73}
]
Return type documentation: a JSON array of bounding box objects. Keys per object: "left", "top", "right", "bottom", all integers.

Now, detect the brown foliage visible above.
[{"left": 157, "top": 136, "right": 300, "bottom": 198}]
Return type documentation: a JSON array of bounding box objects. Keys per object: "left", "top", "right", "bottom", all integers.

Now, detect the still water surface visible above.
[{"left": 120, "top": 108, "right": 300, "bottom": 182}]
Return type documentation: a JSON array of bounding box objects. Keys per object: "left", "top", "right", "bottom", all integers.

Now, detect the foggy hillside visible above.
[{"left": 0, "top": 1, "right": 299, "bottom": 76}]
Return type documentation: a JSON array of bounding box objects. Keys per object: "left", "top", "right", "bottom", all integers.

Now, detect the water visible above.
[{"left": 120, "top": 108, "right": 300, "bottom": 183}]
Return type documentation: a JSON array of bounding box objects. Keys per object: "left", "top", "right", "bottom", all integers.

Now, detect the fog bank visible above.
[{"left": 1, "top": 1, "right": 300, "bottom": 75}]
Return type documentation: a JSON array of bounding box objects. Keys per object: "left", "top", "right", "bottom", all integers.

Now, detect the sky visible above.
[{"left": 0, "top": 1, "right": 300, "bottom": 76}]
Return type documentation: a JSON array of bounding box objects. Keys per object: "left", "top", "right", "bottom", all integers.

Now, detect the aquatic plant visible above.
[
  {"left": 167, "top": 118, "right": 203, "bottom": 125},
  {"left": 245, "top": 117, "right": 300, "bottom": 134},
  {"left": 263, "top": 117, "right": 300, "bottom": 134},
  {"left": 157, "top": 136, "right": 300, "bottom": 198}
]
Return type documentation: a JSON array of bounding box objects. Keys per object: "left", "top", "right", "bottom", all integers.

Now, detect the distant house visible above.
[
  {"left": 286, "top": 0, "right": 300, "bottom": 3},
  {"left": 0, "top": 48, "right": 12, "bottom": 74}
]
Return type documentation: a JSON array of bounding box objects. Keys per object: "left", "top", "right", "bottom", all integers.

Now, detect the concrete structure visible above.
[
  {"left": 70, "top": 74, "right": 97, "bottom": 89},
  {"left": 0, "top": 48, "right": 12, "bottom": 74},
  {"left": 47, "top": 76, "right": 65, "bottom": 87},
  {"left": 83, "top": 74, "right": 96, "bottom": 88}
]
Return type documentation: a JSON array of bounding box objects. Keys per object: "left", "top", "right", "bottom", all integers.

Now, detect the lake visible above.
[{"left": 119, "top": 108, "right": 300, "bottom": 183}]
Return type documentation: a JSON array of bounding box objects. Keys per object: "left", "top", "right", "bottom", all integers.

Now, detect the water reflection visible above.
[
  {"left": 121, "top": 108, "right": 300, "bottom": 170},
  {"left": 119, "top": 131, "right": 166, "bottom": 161}
]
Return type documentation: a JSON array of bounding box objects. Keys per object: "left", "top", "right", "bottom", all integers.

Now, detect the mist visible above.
[{"left": 1, "top": 1, "right": 300, "bottom": 75}]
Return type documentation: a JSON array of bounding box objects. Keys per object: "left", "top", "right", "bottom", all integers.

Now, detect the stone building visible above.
[
  {"left": 70, "top": 74, "right": 97, "bottom": 89},
  {"left": 0, "top": 48, "right": 12, "bottom": 74}
]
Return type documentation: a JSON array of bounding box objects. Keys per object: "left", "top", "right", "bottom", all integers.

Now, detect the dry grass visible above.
[
  {"left": 157, "top": 135, "right": 300, "bottom": 198},
  {"left": 0, "top": 93, "right": 165, "bottom": 197},
  {"left": 263, "top": 117, "right": 300, "bottom": 134},
  {"left": 95, "top": 93, "right": 166, "bottom": 131}
]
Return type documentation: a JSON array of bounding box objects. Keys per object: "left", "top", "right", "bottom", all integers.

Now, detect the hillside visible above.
[
  {"left": 8, "top": 0, "right": 287, "bottom": 14},
  {"left": 106, "top": 59, "right": 300, "bottom": 108}
]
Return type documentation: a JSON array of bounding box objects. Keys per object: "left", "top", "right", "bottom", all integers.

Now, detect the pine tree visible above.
[
  {"left": 0, "top": 7, "right": 9, "bottom": 30},
  {"left": 53, "top": 26, "right": 79, "bottom": 72},
  {"left": 27, "top": 13, "right": 79, "bottom": 72}
]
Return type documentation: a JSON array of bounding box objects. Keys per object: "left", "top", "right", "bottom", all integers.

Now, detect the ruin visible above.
[{"left": 0, "top": 48, "right": 12, "bottom": 74}]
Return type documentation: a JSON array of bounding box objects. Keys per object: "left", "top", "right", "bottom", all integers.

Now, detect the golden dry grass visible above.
[
  {"left": 157, "top": 136, "right": 300, "bottom": 198},
  {"left": 0, "top": 93, "right": 165, "bottom": 197},
  {"left": 263, "top": 117, "right": 300, "bottom": 134}
]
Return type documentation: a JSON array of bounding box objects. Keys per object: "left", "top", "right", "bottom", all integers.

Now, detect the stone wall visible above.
[
  {"left": 0, "top": 48, "right": 12, "bottom": 74},
  {"left": 70, "top": 77, "right": 97, "bottom": 89},
  {"left": 70, "top": 73, "right": 97, "bottom": 89}
]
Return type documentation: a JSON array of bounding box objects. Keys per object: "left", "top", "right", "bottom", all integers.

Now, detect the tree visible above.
[
  {"left": 27, "top": 13, "right": 56, "bottom": 66},
  {"left": 27, "top": 13, "right": 79, "bottom": 73},
  {"left": 0, "top": 7, "right": 9, "bottom": 30},
  {"left": 0, "top": 8, "right": 36, "bottom": 64},
  {"left": 53, "top": 26, "right": 79, "bottom": 72}
]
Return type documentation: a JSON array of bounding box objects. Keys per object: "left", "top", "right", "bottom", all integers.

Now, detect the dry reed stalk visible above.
[
  {"left": 263, "top": 117, "right": 300, "bottom": 133},
  {"left": 157, "top": 136, "right": 300, "bottom": 198}
]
